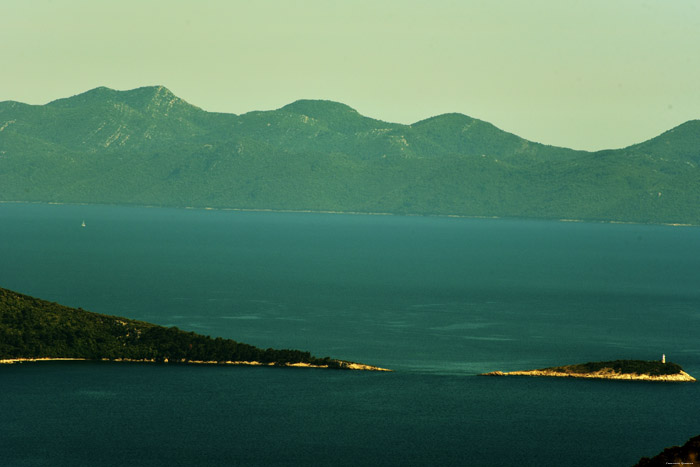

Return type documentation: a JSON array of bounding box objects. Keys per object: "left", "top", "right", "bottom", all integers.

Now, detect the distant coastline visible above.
[
  {"left": 2, "top": 87, "right": 699, "bottom": 226},
  {"left": 1, "top": 200, "right": 696, "bottom": 228}
]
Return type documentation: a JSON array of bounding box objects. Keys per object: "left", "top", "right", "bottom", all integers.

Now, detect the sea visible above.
[{"left": 1, "top": 203, "right": 699, "bottom": 466}]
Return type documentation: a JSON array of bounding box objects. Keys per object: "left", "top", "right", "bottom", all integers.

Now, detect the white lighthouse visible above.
[{"left": 662, "top": 354, "right": 666, "bottom": 364}]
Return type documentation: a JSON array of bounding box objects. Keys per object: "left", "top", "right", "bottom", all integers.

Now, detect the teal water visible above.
[{"left": 1, "top": 203, "right": 699, "bottom": 466}]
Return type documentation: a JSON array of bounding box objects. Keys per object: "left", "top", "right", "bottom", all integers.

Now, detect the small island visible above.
[
  {"left": 482, "top": 360, "right": 696, "bottom": 382},
  {"left": 0, "top": 287, "right": 390, "bottom": 371}
]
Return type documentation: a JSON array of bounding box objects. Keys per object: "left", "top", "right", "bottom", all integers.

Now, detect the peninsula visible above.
[
  {"left": 0, "top": 287, "right": 389, "bottom": 371},
  {"left": 482, "top": 360, "right": 696, "bottom": 382}
]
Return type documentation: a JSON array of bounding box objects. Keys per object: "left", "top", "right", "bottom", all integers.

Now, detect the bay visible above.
[{"left": 1, "top": 203, "right": 699, "bottom": 466}]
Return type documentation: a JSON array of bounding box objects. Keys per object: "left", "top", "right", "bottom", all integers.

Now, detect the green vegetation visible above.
[
  {"left": 547, "top": 360, "right": 684, "bottom": 376},
  {"left": 0, "top": 286, "right": 347, "bottom": 368},
  {"left": 1, "top": 85, "right": 699, "bottom": 224},
  {"left": 635, "top": 434, "right": 700, "bottom": 466}
]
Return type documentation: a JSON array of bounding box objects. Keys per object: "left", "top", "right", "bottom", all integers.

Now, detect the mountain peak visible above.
[
  {"left": 120, "top": 85, "right": 197, "bottom": 113},
  {"left": 123, "top": 85, "right": 177, "bottom": 101},
  {"left": 46, "top": 86, "right": 118, "bottom": 106},
  {"left": 277, "top": 99, "right": 392, "bottom": 132},
  {"left": 279, "top": 99, "right": 360, "bottom": 118},
  {"left": 45, "top": 85, "right": 200, "bottom": 115},
  {"left": 412, "top": 112, "right": 476, "bottom": 127}
]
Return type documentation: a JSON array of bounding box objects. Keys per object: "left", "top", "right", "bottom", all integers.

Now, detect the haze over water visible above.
[{"left": 1, "top": 203, "right": 699, "bottom": 466}]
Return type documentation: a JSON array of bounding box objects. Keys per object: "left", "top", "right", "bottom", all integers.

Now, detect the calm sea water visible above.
[{"left": 1, "top": 203, "right": 699, "bottom": 466}]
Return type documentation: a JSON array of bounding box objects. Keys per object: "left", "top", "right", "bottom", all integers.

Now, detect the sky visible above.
[{"left": 1, "top": 0, "right": 699, "bottom": 151}]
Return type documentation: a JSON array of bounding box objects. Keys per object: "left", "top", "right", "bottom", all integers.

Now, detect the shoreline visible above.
[
  {"left": 482, "top": 369, "right": 696, "bottom": 382},
  {"left": 0, "top": 357, "right": 88, "bottom": 364},
  {"left": 0, "top": 357, "right": 392, "bottom": 372},
  {"left": 0, "top": 200, "right": 696, "bottom": 227}
]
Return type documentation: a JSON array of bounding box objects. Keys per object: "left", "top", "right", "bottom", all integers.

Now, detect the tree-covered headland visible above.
[{"left": 0, "top": 287, "right": 369, "bottom": 369}]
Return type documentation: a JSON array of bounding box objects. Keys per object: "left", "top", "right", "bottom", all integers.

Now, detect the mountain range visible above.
[{"left": 1, "top": 85, "right": 698, "bottom": 224}]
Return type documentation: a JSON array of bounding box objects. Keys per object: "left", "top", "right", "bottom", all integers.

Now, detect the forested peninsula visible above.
[
  {"left": 482, "top": 360, "right": 696, "bottom": 382},
  {"left": 0, "top": 287, "right": 389, "bottom": 371},
  {"left": 1, "top": 86, "right": 699, "bottom": 225}
]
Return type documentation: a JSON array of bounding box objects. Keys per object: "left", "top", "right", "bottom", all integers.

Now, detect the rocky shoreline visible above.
[
  {"left": 481, "top": 360, "right": 696, "bottom": 382},
  {"left": 482, "top": 369, "right": 696, "bottom": 382},
  {"left": 0, "top": 357, "right": 392, "bottom": 371}
]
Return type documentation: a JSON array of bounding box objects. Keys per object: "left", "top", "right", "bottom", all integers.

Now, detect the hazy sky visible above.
[{"left": 2, "top": 0, "right": 699, "bottom": 150}]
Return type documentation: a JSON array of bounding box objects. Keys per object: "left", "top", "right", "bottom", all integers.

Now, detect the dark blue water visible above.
[{"left": 1, "top": 203, "right": 699, "bottom": 466}]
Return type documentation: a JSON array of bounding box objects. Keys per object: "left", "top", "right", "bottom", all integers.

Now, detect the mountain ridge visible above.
[
  {"left": 627, "top": 119, "right": 700, "bottom": 163},
  {"left": 1, "top": 86, "right": 698, "bottom": 224},
  {"left": 2, "top": 85, "right": 697, "bottom": 149}
]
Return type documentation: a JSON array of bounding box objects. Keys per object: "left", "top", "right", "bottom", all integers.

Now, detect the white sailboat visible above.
[{"left": 81, "top": 220, "right": 86, "bottom": 227}]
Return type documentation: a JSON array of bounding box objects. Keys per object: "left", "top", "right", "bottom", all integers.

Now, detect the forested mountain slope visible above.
[{"left": 1, "top": 86, "right": 698, "bottom": 224}]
